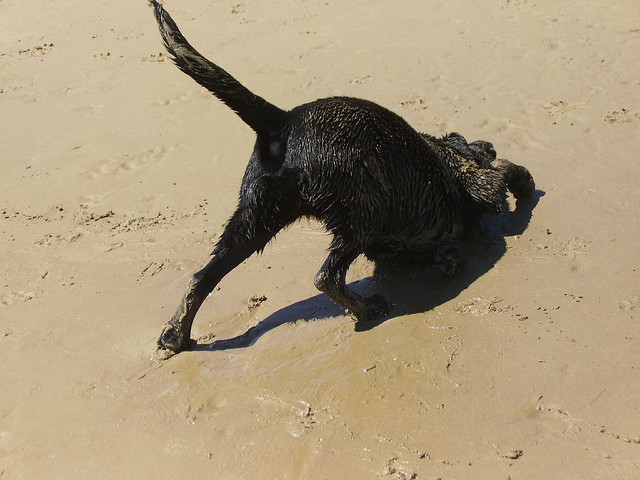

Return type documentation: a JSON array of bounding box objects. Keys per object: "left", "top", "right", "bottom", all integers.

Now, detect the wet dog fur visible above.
[{"left": 149, "top": 1, "right": 535, "bottom": 353}]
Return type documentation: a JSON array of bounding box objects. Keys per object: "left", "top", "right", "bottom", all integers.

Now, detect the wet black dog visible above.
[{"left": 149, "top": 1, "right": 535, "bottom": 353}]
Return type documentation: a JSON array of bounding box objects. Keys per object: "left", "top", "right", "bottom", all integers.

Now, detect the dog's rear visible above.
[{"left": 149, "top": 1, "right": 535, "bottom": 353}]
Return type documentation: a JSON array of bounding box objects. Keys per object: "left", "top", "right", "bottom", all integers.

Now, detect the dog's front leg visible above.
[{"left": 489, "top": 158, "right": 535, "bottom": 199}]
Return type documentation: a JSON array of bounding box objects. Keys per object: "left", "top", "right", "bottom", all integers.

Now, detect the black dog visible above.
[{"left": 149, "top": 1, "right": 535, "bottom": 353}]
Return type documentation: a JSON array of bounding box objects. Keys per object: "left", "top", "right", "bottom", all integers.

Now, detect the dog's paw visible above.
[
  {"left": 435, "top": 243, "right": 465, "bottom": 276},
  {"left": 157, "top": 323, "right": 192, "bottom": 353},
  {"left": 352, "top": 294, "right": 391, "bottom": 323}
]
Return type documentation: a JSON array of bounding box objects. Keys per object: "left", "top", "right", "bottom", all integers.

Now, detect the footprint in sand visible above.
[
  {"left": 116, "top": 30, "right": 144, "bottom": 41},
  {"left": 94, "top": 52, "right": 113, "bottom": 60},
  {"left": 454, "top": 296, "right": 506, "bottom": 316},
  {"left": 556, "top": 237, "right": 591, "bottom": 256},
  {"left": 154, "top": 91, "right": 200, "bottom": 106},
  {"left": 18, "top": 43, "right": 55, "bottom": 57},
  {"left": 0, "top": 85, "right": 21, "bottom": 95},
  {"left": 543, "top": 100, "right": 580, "bottom": 118},
  {"left": 603, "top": 108, "right": 639, "bottom": 123},
  {"left": 1, "top": 291, "right": 35, "bottom": 306},
  {"left": 35, "top": 233, "right": 82, "bottom": 247},
  {"left": 83, "top": 146, "right": 173, "bottom": 178},
  {"left": 533, "top": 237, "right": 592, "bottom": 257},
  {"left": 141, "top": 52, "right": 165, "bottom": 63},
  {"left": 77, "top": 194, "right": 104, "bottom": 208},
  {"left": 619, "top": 296, "right": 638, "bottom": 312},
  {"left": 400, "top": 96, "right": 429, "bottom": 111},
  {"left": 349, "top": 75, "right": 372, "bottom": 85},
  {"left": 476, "top": 117, "right": 544, "bottom": 149},
  {"left": 230, "top": 3, "right": 246, "bottom": 14},
  {"left": 139, "top": 261, "right": 167, "bottom": 278}
]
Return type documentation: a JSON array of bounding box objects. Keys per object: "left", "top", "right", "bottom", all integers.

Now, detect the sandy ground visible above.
[{"left": 1, "top": 0, "right": 639, "bottom": 478}]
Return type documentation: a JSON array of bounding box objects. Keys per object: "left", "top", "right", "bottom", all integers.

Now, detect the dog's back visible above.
[{"left": 284, "top": 98, "right": 461, "bottom": 247}]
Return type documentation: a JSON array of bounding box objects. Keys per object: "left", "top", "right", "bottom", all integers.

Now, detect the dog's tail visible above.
[{"left": 149, "top": 0, "right": 287, "bottom": 136}]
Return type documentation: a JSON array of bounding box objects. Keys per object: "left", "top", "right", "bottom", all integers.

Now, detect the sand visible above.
[{"left": 1, "top": 0, "right": 639, "bottom": 478}]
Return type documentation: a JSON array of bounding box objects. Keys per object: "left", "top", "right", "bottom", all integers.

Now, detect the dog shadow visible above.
[{"left": 193, "top": 190, "right": 543, "bottom": 351}]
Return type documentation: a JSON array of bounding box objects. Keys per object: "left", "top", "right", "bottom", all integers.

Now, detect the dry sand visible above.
[{"left": 1, "top": 0, "right": 639, "bottom": 478}]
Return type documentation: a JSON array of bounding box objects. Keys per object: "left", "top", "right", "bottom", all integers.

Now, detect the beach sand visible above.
[{"left": 1, "top": 0, "right": 639, "bottom": 478}]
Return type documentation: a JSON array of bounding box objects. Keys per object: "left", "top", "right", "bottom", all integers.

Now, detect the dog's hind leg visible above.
[
  {"left": 490, "top": 158, "right": 535, "bottom": 199},
  {"left": 157, "top": 234, "right": 258, "bottom": 353},
  {"left": 158, "top": 182, "right": 296, "bottom": 353},
  {"left": 314, "top": 236, "right": 390, "bottom": 323}
]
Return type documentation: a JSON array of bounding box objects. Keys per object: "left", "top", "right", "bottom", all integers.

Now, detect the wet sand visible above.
[{"left": 1, "top": 0, "right": 639, "bottom": 478}]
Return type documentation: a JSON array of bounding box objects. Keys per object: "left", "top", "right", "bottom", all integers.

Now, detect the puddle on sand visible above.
[{"left": 117, "top": 307, "right": 508, "bottom": 477}]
